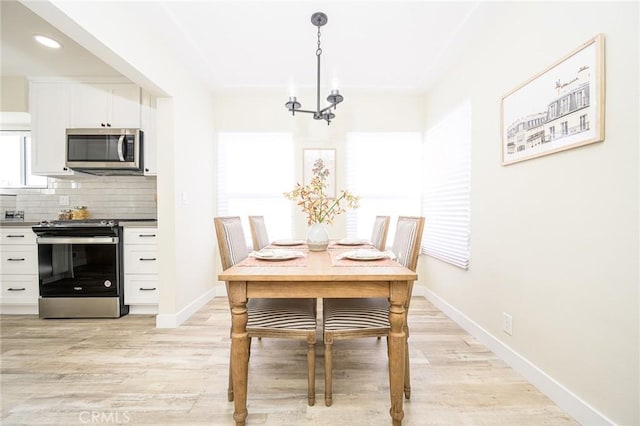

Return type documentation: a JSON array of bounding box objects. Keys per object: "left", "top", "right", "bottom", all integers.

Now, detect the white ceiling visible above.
[{"left": 1, "top": 1, "right": 480, "bottom": 92}]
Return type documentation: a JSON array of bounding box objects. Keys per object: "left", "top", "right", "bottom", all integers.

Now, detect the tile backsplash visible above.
[{"left": 1, "top": 176, "right": 157, "bottom": 221}]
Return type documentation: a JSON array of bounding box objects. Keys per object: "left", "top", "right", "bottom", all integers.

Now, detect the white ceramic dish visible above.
[
  {"left": 335, "top": 238, "right": 368, "bottom": 246},
  {"left": 272, "top": 239, "right": 306, "bottom": 246},
  {"left": 339, "top": 249, "right": 389, "bottom": 261},
  {"left": 251, "top": 249, "right": 304, "bottom": 261}
]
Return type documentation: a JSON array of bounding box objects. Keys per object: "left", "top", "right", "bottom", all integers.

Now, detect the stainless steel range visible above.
[{"left": 32, "top": 219, "right": 151, "bottom": 318}]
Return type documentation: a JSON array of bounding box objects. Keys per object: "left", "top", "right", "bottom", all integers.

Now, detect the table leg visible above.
[
  {"left": 229, "top": 282, "right": 249, "bottom": 426},
  {"left": 388, "top": 281, "right": 407, "bottom": 425}
]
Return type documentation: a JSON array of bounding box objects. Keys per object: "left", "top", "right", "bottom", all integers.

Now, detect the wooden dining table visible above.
[{"left": 218, "top": 245, "right": 418, "bottom": 426}]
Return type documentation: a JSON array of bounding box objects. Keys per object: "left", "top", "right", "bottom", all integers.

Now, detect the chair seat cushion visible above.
[
  {"left": 323, "top": 298, "right": 390, "bottom": 332},
  {"left": 247, "top": 298, "right": 317, "bottom": 331}
]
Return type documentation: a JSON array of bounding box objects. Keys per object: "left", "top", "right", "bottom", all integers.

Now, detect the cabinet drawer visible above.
[
  {"left": 1, "top": 246, "right": 38, "bottom": 274},
  {"left": 125, "top": 275, "right": 158, "bottom": 304},
  {"left": 1, "top": 228, "right": 37, "bottom": 245},
  {"left": 0, "top": 275, "right": 38, "bottom": 304},
  {"left": 125, "top": 247, "right": 158, "bottom": 274},
  {"left": 124, "top": 228, "right": 158, "bottom": 245}
]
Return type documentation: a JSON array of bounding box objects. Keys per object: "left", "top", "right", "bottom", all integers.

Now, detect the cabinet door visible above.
[
  {"left": 140, "top": 93, "right": 157, "bottom": 175},
  {"left": 109, "top": 84, "right": 141, "bottom": 128},
  {"left": 30, "top": 82, "right": 74, "bottom": 176},
  {"left": 71, "top": 83, "right": 141, "bottom": 128},
  {"left": 71, "top": 83, "right": 110, "bottom": 128}
]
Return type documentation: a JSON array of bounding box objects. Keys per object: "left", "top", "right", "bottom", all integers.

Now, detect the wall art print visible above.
[{"left": 501, "top": 34, "right": 605, "bottom": 165}]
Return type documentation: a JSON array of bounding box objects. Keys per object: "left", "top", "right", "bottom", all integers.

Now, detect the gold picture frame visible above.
[{"left": 501, "top": 34, "right": 605, "bottom": 165}]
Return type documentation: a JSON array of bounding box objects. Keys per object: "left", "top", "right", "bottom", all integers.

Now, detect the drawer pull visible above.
[
  {"left": 8, "top": 287, "right": 26, "bottom": 291},
  {"left": 139, "top": 287, "right": 157, "bottom": 291},
  {"left": 138, "top": 234, "right": 156, "bottom": 238},
  {"left": 7, "top": 258, "right": 26, "bottom": 261},
  {"left": 139, "top": 258, "right": 157, "bottom": 261},
  {"left": 74, "top": 287, "right": 83, "bottom": 291},
  {"left": 6, "top": 235, "right": 25, "bottom": 238}
]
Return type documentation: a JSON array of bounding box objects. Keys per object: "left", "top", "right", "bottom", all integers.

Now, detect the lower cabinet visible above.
[
  {"left": 123, "top": 227, "right": 158, "bottom": 314},
  {"left": 0, "top": 228, "right": 39, "bottom": 314}
]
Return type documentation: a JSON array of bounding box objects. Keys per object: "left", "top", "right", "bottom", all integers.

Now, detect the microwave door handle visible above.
[{"left": 117, "top": 135, "right": 125, "bottom": 162}]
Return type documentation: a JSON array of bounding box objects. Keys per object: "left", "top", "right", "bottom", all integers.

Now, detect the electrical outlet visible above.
[
  {"left": 503, "top": 312, "right": 513, "bottom": 336},
  {"left": 59, "top": 195, "right": 69, "bottom": 206}
]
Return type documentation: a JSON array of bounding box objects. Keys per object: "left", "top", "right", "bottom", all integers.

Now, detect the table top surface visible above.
[{"left": 219, "top": 249, "right": 417, "bottom": 282}]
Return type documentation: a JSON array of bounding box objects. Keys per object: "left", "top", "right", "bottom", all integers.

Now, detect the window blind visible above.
[
  {"left": 216, "top": 132, "right": 294, "bottom": 242},
  {"left": 421, "top": 100, "right": 472, "bottom": 269},
  {"left": 345, "top": 132, "right": 422, "bottom": 246}
]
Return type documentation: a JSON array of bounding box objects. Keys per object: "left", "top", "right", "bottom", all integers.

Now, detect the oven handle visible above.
[{"left": 36, "top": 236, "right": 119, "bottom": 244}]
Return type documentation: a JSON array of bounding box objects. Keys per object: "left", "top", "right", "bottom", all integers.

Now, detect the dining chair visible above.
[
  {"left": 322, "top": 215, "right": 425, "bottom": 406},
  {"left": 214, "top": 216, "right": 318, "bottom": 406},
  {"left": 248, "top": 215, "right": 270, "bottom": 250},
  {"left": 370, "top": 215, "right": 391, "bottom": 251}
]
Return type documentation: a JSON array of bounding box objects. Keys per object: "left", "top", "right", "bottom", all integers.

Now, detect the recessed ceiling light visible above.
[{"left": 34, "top": 34, "right": 61, "bottom": 49}]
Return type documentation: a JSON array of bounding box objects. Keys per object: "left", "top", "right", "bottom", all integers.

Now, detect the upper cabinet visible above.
[
  {"left": 29, "top": 81, "right": 75, "bottom": 176},
  {"left": 29, "top": 78, "right": 156, "bottom": 177},
  {"left": 70, "top": 83, "right": 141, "bottom": 129}
]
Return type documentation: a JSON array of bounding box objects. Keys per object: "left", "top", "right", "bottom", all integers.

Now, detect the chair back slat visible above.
[
  {"left": 214, "top": 217, "right": 249, "bottom": 270},
  {"left": 391, "top": 216, "right": 425, "bottom": 310},
  {"left": 249, "top": 215, "right": 270, "bottom": 251},
  {"left": 370, "top": 216, "right": 390, "bottom": 251}
]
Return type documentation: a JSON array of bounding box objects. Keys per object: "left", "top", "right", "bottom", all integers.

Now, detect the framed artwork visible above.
[
  {"left": 303, "top": 148, "right": 336, "bottom": 198},
  {"left": 501, "top": 34, "right": 605, "bottom": 165}
]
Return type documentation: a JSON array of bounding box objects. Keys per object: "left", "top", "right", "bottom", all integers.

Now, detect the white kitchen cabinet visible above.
[
  {"left": 29, "top": 81, "right": 75, "bottom": 176},
  {"left": 140, "top": 93, "right": 157, "bottom": 176},
  {"left": 71, "top": 83, "right": 141, "bottom": 129},
  {"left": 123, "top": 227, "right": 158, "bottom": 313},
  {"left": 0, "top": 228, "right": 39, "bottom": 314}
]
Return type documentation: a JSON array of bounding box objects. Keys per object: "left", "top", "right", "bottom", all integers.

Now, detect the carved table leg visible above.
[
  {"left": 229, "top": 282, "right": 249, "bottom": 426},
  {"left": 388, "top": 281, "right": 407, "bottom": 425}
]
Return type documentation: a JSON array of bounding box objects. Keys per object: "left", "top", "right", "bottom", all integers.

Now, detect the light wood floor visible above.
[{"left": 1, "top": 297, "right": 576, "bottom": 425}]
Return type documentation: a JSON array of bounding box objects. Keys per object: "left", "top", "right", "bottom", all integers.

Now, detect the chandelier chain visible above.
[{"left": 316, "top": 27, "right": 322, "bottom": 57}]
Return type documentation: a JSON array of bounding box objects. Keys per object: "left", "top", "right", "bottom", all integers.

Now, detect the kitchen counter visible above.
[
  {"left": 0, "top": 221, "right": 40, "bottom": 227},
  {"left": 119, "top": 221, "right": 158, "bottom": 228}
]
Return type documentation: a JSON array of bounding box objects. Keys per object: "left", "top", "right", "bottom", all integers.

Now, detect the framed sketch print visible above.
[
  {"left": 303, "top": 148, "right": 336, "bottom": 198},
  {"left": 501, "top": 34, "right": 605, "bottom": 165}
]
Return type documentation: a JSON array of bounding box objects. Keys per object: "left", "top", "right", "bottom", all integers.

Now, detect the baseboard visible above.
[
  {"left": 424, "top": 289, "right": 614, "bottom": 426},
  {"left": 155, "top": 288, "right": 215, "bottom": 328}
]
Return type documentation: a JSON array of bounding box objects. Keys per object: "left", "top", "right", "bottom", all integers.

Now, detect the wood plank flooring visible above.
[{"left": 1, "top": 297, "right": 577, "bottom": 425}]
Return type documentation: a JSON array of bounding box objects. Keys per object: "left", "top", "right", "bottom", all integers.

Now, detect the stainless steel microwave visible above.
[{"left": 65, "top": 128, "right": 143, "bottom": 175}]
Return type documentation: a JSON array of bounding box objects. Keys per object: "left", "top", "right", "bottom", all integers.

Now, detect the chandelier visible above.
[{"left": 285, "top": 12, "right": 344, "bottom": 125}]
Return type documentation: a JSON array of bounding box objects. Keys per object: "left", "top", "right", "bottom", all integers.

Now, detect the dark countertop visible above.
[{"left": 0, "top": 221, "right": 40, "bottom": 227}]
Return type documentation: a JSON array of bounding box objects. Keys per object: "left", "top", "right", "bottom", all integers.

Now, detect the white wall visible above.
[
  {"left": 421, "top": 2, "right": 639, "bottom": 425},
  {"left": 25, "top": 1, "right": 217, "bottom": 326}
]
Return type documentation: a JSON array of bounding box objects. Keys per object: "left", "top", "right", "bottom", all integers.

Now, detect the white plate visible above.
[
  {"left": 340, "top": 249, "right": 389, "bottom": 261},
  {"left": 272, "top": 239, "right": 306, "bottom": 246},
  {"left": 251, "top": 249, "right": 304, "bottom": 261},
  {"left": 335, "top": 238, "right": 368, "bottom": 246}
]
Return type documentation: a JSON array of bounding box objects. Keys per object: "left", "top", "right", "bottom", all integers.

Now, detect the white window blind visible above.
[
  {"left": 216, "top": 133, "right": 294, "bottom": 243},
  {"left": 345, "top": 132, "right": 422, "bottom": 247},
  {"left": 421, "top": 100, "right": 471, "bottom": 269}
]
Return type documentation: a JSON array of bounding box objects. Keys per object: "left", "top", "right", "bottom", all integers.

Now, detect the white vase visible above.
[{"left": 307, "top": 223, "right": 329, "bottom": 252}]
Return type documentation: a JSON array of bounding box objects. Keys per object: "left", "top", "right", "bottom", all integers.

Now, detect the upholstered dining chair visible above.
[
  {"left": 322, "top": 215, "right": 425, "bottom": 406},
  {"left": 214, "top": 216, "right": 318, "bottom": 406},
  {"left": 370, "top": 215, "right": 391, "bottom": 251},
  {"left": 248, "top": 215, "right": 270, "bottom": 251}
]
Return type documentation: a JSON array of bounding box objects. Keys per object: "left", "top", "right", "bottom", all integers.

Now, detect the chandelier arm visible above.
[
  {"left": 290, "top": 109, "right": 318, "bottom": 115},
  {"left": 318, "top": 104, "right": 338, "bottom": 114}
]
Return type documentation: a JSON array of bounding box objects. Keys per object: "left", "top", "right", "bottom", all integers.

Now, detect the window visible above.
[
  {"left": 422, "top": 100, "right": 471, "bottom": 269},
  {"left": 345, "top": 132, "right": 422, "bottom": 246},
  {"left": 216, "top": 133, "right": 294, "bottom": 244},
  {"left": 0, "top": 131, "right": 47, "bottom": 188}
]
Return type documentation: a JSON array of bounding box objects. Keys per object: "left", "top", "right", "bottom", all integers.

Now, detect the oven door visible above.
[{"left": 37, "top": 236, "right": 120, "bottom": 297}]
